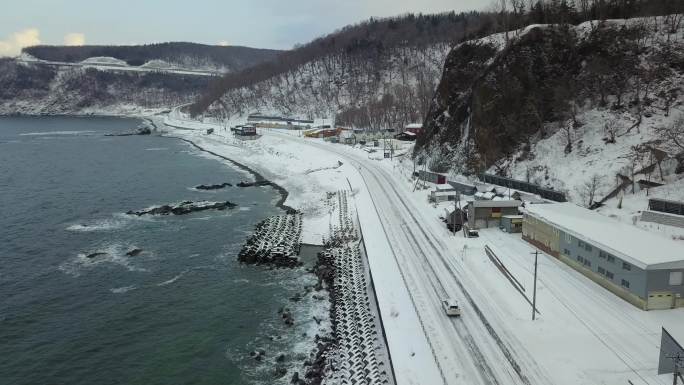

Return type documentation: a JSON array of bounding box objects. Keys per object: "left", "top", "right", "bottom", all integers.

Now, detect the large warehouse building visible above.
[{"left": 523, "top": 203, "right": 684, "bottom": 310}]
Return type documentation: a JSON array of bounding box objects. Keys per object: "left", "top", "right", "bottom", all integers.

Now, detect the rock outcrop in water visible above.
[
  {"left": 238, "top": 211, "right": 303, "bottom": 268},
  {"left": 236, "top": 180, "right": 272, "bottom": 188},
  {"left": 195, "top": 182, "right": 232, "bottom": 190},
  {"left": 126, "top": 200, "right": 236, "bottom": 216}
]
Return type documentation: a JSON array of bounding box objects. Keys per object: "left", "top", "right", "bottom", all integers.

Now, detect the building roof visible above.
[
  {"left": 435, "top": 184, "right": 455, "bottom": 191},
  {"left": 405, "top": 123, "right": 423, "bottom": 129},
  {"left": 525, "top": 202, "right": 684, "bottom": 270},
  {"left": 472, "top": 200, "right": 521, "bottom": 208}
]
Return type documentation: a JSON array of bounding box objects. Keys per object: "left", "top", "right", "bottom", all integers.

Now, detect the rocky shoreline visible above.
[
  {"left": 164, "top": 136, "right": 295, "bottom": 212},
  {"left": 126, "top": 200, "right": 237, "bottom": 216}
]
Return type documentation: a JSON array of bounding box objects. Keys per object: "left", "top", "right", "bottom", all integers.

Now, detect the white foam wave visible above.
[
  {"left": 66, "top": 218, "right": 128, "bottom": 232},
  {"left": 238, "top": 207, "right": 252, "bottom": 212},
  {"left": 110, "top": 285, "right": 137, "bottom": 294},
  {"left": 145, "top": 147, "right": 168, "bottom": 151},
  {"left": 59, "top": 243, "right": 148, "bottom": 277},
  {"left": 157, "top": 270, "right": 187, "bottom": 286},
  {"left": 20, "top": 130, "right": 97, "bottom": 136}
]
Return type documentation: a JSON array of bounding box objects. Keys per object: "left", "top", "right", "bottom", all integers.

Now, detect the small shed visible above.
[
  {"left": 395, "top": 131, "right": 416, "bottom": 141},
  {"left": 446, "top": 208, "right": 467, "bottom": 231},
  {"left": 467, "top": 200, "right": 522, "bottom": 228},
  {"left": 234, "top": 125, "right": 257, "bottom": 136},
  {"left": 430, "top": 185, "right": 458, "bottom": 203},
  {"left": 405, "top": 123, "right": 423, "bottom": 135},
  {"left": 500, "top": 215, "right": 523, "bottom": 233}
]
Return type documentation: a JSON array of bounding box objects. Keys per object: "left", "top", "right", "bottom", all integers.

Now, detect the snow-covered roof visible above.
[
  {"left": 405, "top": 123, "right": 422, "bottom": 129},
  {"left": 432, "top": 191, "right": 457, "bottom": 197},
  {"left": 525, "top": 203, "right": 684, "bottom": 270},
  {"left": 472, "top": 200, "right": 521, "bottom": 208},
  {"left": 435, "top": 184, "right": 455, "bottom": 191}
]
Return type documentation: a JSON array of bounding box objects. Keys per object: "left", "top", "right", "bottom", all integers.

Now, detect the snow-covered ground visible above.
[{"left": 163, "top": 111, "right": 684, "bottom": 385}]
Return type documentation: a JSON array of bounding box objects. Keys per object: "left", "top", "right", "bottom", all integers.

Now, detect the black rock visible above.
[
  {"left": 195, "top": 182, "right": 232, "bottom": 190},
  {"left": 276, "top": 353, "right": 286, "bottom": 363},
  {"left": 85, "top": 252, "right": 107, "bottom": 259},
  {"left": 127, "top": 201, "right": 237, "bottom": 216},
  {"left": 125, "top": 248, "right": 143, "bottom": 257}
]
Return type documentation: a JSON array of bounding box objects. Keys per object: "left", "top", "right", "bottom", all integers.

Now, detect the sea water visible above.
[{"left": 0, "top": 116, "right": 320, "bottom": 385}]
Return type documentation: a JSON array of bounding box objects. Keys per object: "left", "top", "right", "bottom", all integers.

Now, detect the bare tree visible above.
[
  {"left": 603, "top": 118, "right": 620, "bottom": 143},
  {"left": 655, "top": 113, "right": 684, "bottom": 152},
  {"left": 579, "top": 174, "right": 604, "bottom": 207}
]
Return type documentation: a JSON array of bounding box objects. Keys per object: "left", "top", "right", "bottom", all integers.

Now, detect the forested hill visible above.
[
  {"left": 23, "top": 43, "right": 282, "bottom": 73},
  {"left": 191, "top": 1, "right": 683, "bottom": 130},
  {"left": 190, "top": 11, "right": 498, "bottom": 125}
]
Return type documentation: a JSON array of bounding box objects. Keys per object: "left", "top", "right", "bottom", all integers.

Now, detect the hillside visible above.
[
  {"left": 0, "top": 58, "right": 210, "bottom": 115},
  {"left": 22, "top": 42, "right": 282, "bottom": 73},
  {"left": 417, "top": 15, "right": 684, "bottom": 208},
  {"left": 192, "top": 12, "right": 500, "bottom": 129}
]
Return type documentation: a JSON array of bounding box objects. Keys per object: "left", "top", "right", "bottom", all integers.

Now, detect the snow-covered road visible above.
[
  {"left": 161, "top": 114, "right": 684, "bottom": 385},
  {"left": 264, "top": 130, "right": 553, "bottom": 385}
]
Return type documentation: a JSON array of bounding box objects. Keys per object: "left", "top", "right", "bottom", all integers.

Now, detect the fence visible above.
[{"left": 649, "top": 198, "right": 684, "bottom": 216}]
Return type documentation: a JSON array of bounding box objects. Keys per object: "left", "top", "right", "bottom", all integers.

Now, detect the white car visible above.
[{"left": 442, "top": 298, "right": 461, "bottom": 317}]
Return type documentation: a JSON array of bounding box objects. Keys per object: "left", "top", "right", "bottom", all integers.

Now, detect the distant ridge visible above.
[{"left": 23, "top": 42, "right": 282, "bottom": 72}]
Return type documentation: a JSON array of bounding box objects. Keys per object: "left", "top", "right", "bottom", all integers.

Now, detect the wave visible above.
[
  {"left": 59, "top": 242, "right": 148, "bottom": 277},
  {"left": 66, "top": 218, "right": 129, "bottom": 232},
  {"left": 145, "top": 147, "right": 168, "bottom": 151},
  {"left": 20, "top": 130, "right": 97, "bottom": 136},
  {"left": 110, "top": 285, "right": 137, "bottom": 294}
]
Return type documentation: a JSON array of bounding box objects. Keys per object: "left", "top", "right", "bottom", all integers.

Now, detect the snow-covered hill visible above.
[
  {"left": 419, "top": 15, "right": 684, "bottom": 210},
  {"left": 212, "top": 43, "right": 451, "bottom": 129},
  {"left": 0, "top": 58, "right": 210, "bottom": 116}
]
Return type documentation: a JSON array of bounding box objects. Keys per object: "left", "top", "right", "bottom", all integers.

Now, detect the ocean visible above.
[{"left": 0, "top": 116, "right": 322, "bottom": 385}]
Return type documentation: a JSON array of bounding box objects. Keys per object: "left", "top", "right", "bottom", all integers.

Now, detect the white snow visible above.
[
  {"left": 526, "top": 202, "right": 684, "bottom": 269},
  {"left": 164, "top": 99, "right": 684, "bottom": 385}
]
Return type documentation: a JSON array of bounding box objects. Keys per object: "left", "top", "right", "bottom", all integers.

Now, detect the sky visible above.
[{"left": 0, "top": 0, "right": 486, "bottom": 56}]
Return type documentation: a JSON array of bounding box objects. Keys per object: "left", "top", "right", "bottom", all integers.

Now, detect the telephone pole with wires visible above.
[{"left": 531, "top": 249, "right": 540, "bottom": 321}]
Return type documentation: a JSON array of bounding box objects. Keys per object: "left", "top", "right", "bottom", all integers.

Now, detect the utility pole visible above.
[
  {"left": 453, "top": 193, "right": 458, "bottom": 236},
  {"left": 669, "top": 353, "right": 683, "bottom": 385},
  {"left": 531, "top": 250, "right": 539, "bottom": 321}
]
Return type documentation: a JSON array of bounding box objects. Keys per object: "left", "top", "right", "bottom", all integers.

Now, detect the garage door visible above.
[{"left": 647, "top": 292, "right": 674, "bottom": 310}]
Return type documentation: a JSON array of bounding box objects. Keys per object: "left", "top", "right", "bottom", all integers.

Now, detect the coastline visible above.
[{"left": 164, "top": 135, "right": 296, "bottom": 213}]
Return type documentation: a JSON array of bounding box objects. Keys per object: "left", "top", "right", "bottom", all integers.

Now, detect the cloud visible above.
[
  {"left": 64, "top": 33, "right": 85, "bottom": 46},
  {"left": 0, "top": 28, "right": 41, "bottom": 57}
]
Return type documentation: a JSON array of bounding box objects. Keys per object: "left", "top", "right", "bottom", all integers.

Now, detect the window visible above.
[
  {"left": 598, "top": 251, "right": 606, "bottom": 259},
  {"left": 585, "top": 244, "right": 593, "bottom": 252},
  {"left": 578, "top": 240, "right": 585, "bottom": 248},
  {"left": 564, "top": 249, "right": 571, "bottom": 256},
  {"left": 622, "top": 262, "right": 631, "bottom": 271},
  {"left": 577, "top": 256, "right": 584, "bottom": 263},
  {"left": 621, "top": 279, "right": 630, "bottom": 288},
  {"left": 598, "top": 267, "right": 605, "bottom": 274},
  {"left": 606, "top": 271, "right": 614, "bottom": 279},
  {"left": 565, "top": 233, "right": 571, "bottom": 242},
  {"left": 670, "top": 272, "right": 683, "bottom": 286},
  {"left": 584, "top": 260, "right": 592, "bottom": 267},
  {"left": 607, "top": 255, "right": 615, "bottom": 263}
]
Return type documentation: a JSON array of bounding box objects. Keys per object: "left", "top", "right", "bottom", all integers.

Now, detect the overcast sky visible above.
[{"left": 0, "top": 0, "right": 486, "bottom": 56}]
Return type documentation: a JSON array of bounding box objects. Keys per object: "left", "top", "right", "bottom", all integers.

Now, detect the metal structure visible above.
[
  {"left": 479, "top": 173, "right": 567, "bottom": 202},
  {"left": 658, "top": 328, "right": 684, "bottom": 384},
  {"left": 649, "top": 198, "right": 684, "bottom": 216}
]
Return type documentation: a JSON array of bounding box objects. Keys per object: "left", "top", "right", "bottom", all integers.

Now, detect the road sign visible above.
[{"left": 658, "top": 327, "right": 684, "bottom": 375}]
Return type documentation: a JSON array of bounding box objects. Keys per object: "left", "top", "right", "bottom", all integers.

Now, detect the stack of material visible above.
[{"left": 238, "top": 212, "right": 303, "bottom": 267}]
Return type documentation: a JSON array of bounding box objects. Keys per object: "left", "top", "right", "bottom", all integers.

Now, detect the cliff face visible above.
[{"left": 417, "top": 17, "right": 684, "bottom": 182}]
